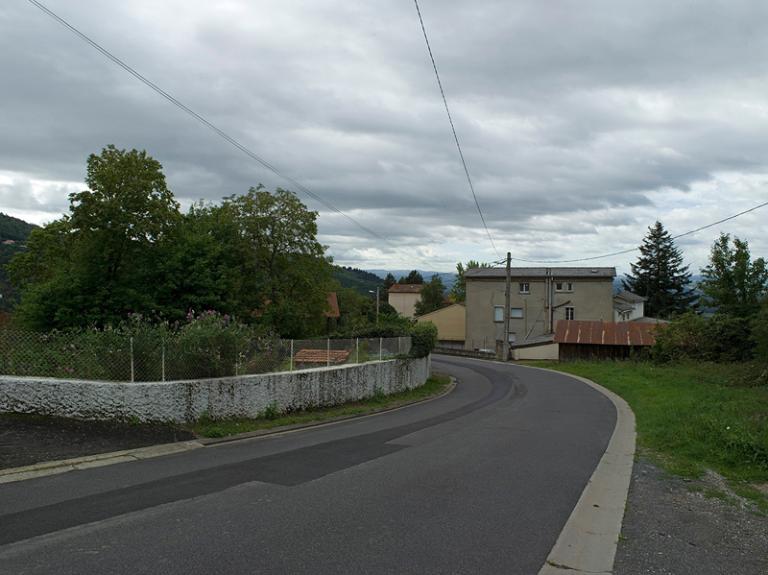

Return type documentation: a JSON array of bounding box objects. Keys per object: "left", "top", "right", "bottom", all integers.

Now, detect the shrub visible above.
[
  {"left": 410, "top": 321, "right": 437, "bottom": 358},
  {"left": 653, "top": 312, "right": 754, "bottom": 363},
  {"left": 752, "top": 302, "right": 768, "bottom": 364}
]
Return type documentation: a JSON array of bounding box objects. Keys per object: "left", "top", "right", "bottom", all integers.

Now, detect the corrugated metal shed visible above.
[
  {"left": 465, "top": 267, "right": 616, "bottom": 279},
  {"left": 555, "top": 320, "right": 658, "bottom": 347}
]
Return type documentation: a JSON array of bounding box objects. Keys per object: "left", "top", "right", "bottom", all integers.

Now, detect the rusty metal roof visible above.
[
  {"left": 554, "top": 320, "right": 658, "bottom": 346},
  {"left": 388, "top": 284, "right": 423, "bottom": 294}
]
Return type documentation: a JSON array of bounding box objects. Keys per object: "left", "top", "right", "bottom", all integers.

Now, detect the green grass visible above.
[
  {"left": 190, "top": 373, "right": 452, "bottom": 438},
  {"left": 524, "top": 361, "right": 768, "bottom": 509}
]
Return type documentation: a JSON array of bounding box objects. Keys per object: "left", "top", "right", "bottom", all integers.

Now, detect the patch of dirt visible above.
[
  {"left": 0, "top": 414, "right": 194, "bottom": 469},
  {"left": 615, "top": 457, "right": 768, "bottom": 575}
]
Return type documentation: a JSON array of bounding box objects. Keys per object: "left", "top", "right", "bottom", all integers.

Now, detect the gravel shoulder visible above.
[
  {"left": 615, "top": 456, "right": 768, "bottom": 575},
  {"left": 0, "top": 414, "right": 194, "bottom": 469}
]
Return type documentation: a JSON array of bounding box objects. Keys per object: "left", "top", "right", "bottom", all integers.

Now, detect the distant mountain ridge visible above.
[
  {"left": 0, "top": 213, "right": 37, "bottom": 312},
  {"left": 332, "top": 266, "right": 383, "bottom": 295},
  {"left": 366, "top": 270, "right": 456, "bottom": 290},
  {"left": 0, "top": 212, "right": 36, "bottom": 242}
]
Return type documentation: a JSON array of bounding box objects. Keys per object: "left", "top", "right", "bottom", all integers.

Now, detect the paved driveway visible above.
[{"left": 0, "top": 356, "right": 615, "bottom": 574}]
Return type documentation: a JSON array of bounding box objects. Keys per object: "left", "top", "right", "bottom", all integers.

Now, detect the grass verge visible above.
[
  {"left": 190, "top": 373, "right": 452, "bottom": 439},
  {"left": 524, "top": 361, "right": 768, "bottom": 512}
]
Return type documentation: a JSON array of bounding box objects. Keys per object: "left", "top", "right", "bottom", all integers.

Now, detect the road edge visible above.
[
  {"left": 0, "top": 375, "right": 457, "bottom": 484},
  {"left": 521, "top": 365, "right": 636, "bottom": 575}
]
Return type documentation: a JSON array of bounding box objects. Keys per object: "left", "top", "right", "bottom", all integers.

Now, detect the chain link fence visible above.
[{"left": 0, "top": 330, "right": 411, "bottom": 382}]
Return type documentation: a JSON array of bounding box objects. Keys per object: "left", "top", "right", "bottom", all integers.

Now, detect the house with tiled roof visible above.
[{"left": 387, "top": 284, "right": 422, "bottom": 318}]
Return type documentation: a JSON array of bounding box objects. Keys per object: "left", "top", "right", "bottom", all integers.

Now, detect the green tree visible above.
[
  {"left": 451, "top": 260, "right": 490, "bottom": 302},
  {"left": 383, "top": 272, "right": 397, "bottom": 291},
  {"left": 399, "top": 270, "right": 423, "bottom": 284},
  {"left": 221, "top": 185, "right": 333, "bottom": 338},
  {"left": 415, "top": 274, "right": 446, "bottom": 316},
  {"left": 753, "top": 301, "right": 768, "bottom": 363},
  {"left": 622, "top": 221, "right": 696, "bottom": 318},
  {"left": 699, "top": 233, "right": 768, "bottom": 318},
  {"left": 10, "top": 146, "right": 180, "bottom": 329}
]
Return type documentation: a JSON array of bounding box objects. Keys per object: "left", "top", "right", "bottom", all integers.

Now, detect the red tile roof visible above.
[
  {"left": 324, "top": 292, "right": 340, "bottom": 318},
  {"left": 388, "top": 284, "right": 423, "bottom": 294},
  {"left": 555, "top": 320, "right": 658, "bottom": 347}
]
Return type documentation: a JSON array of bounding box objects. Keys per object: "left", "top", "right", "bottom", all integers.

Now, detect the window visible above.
[
  {"left": 519, "top": 282, "right": 530, "bottom": 294},
  {"left": 495, "top": 306, "right": 523, "bottom": 321},
  {"left": 565, "top": 306, "right": 575, "bottom": 321},
  {"left": 555, "top": 282, "right": 573, "bottom": 292}
]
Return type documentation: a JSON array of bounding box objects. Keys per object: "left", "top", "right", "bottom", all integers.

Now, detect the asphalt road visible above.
[{"left": 0, "top": 356, "right": 615, "bottom": 574}]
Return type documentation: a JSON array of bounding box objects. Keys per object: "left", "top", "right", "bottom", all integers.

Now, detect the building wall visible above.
[
  {"left": 0, "top": 356, "right": 431, "bottom": 423},
  {"left": 389, "top": 292, "right": 421, "bottom": 318},
  {"left": 416, "top": 304, "right": 465, "bottom": 342},
  {"left": 614, "top": 301, "right": 645, "bottom": 322},
  {"left": 512, "top": 343, "right": 559, "bottom": 361},
  {"left": 465, "top": 277, "right": 614, "bottom": 350}
]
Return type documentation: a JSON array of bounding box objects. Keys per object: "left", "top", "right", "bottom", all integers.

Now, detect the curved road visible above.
[{"left": 0, "top": 355, "right": 615, "bottom": 574}]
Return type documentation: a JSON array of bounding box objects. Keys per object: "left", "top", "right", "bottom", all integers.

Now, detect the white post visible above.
[
  {"left": 161, "top": 339, "right": 166, "bottom": 382},
  {"left": 356, "top": 337, "right": 359, "bottom": 363},
  {"left": 398, "top": 336, "right": 402, "bottom": 355},
  {"left": 290, "top": 339, "right": 294, "bottom": 371},
  {"left": 130, "top": 336, "right": 135, "bottom": 383},
  {"left": 379, "top": 337, "right": 383, "bottom": 361},
  {"left": 327, "top": 338, "right": 331, "bottom": 367}
]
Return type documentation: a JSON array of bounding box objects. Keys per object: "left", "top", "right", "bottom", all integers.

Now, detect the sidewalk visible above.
[
  {"left": 0, "top": 413, "right": 194, "bottom": 470},
  {"left": 615, "top": 457, "right": 768, "bottom": 575}
]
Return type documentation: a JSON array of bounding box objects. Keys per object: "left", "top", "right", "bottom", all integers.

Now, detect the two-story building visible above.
[
  {"left": 387, "top": 284, "right": 423, "bottom": 318},
  {"left": 464, "top": 267, "right": 616, "bottom": 351}
]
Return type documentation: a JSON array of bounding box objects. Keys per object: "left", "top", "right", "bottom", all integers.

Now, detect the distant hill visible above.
[
  {"left": 0, "top": 212, "right": 36, "bottom": 242},
  {"left": 0, "top": 213, "right": 37, "bottom": 312},
  {"left": 332, "top": 266, "right": 383, "bottom": 295},
  {"left": 366, "top": 270, "right": 456, "bottom": 290}
]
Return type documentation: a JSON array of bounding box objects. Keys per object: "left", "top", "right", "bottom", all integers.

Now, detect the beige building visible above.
[
  {"left": 388, "top": 284, "right": 422, "bottom": 318},
  {"left": 416, "top": 303, "right": 465, "bottom": 346},
  {"left": 464, "top": 267, "right": 615, "bottom": 351}
]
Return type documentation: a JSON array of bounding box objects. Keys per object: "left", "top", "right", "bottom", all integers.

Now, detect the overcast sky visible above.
[{"left": 2, "top": 0, "right": 768, "bottom": 274}]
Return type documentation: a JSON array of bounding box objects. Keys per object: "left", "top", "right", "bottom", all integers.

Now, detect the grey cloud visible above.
[{"left": 1, "top": 0, "right": 768, "bottom": 270}]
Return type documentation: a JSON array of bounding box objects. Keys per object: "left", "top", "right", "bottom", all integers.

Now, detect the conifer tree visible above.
[{"left": 622, "top": 221, "right": 696, "bottom": 318}]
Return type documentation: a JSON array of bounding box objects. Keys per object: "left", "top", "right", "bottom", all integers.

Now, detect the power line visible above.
[
  {"left": 412, "top": 0, "right": 501, "bottom": 259},
  {"left": 26, "top": 0, "right": 393, "bottom": 247},
  {"left": 498, "top": 199, "right": 768, "bottom": 264}
]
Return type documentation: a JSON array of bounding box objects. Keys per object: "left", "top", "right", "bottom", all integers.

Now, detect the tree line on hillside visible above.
[{"left": 4, "top": 146, "right": 404, "bottom": 339}]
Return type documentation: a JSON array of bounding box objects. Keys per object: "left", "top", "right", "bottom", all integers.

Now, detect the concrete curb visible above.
[
  {"left": 0, "top": 441, "right": 204, "bottom": 485},
  {"left": 0, "top": 375, "right": 457, "bottom": 482},
  {"left": 518, "top": 366, "right": 636, "bottom": 575}
]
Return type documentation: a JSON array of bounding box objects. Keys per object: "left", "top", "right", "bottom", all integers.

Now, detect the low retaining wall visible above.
[{"left": 0, "top": 356, "right": 431, "bottom": 423}]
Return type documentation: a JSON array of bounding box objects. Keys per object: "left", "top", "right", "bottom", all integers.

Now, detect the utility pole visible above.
[
  {"left": 369, "top": 287, "right": 381, "bottom": 326},
  {"left": 504, "top": 251, "right": 511, "bottom": 361}
]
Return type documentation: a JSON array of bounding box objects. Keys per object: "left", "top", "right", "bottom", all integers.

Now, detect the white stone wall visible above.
[{"left": 0, "top": 356, "right": 431, "bottom": 423}]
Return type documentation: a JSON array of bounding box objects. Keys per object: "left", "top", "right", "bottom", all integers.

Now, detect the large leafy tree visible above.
[
  {"left": 622, "top": 221, "right": 696, "bottom": 318},
  {"left": 11, "top": 146, "right": 180, "bottom": 328},
  {"left": 415, "top": 274, "right": 446, "bottom": 316},
  {"left": 221, "top": 185, "right": 333, "bottom": 338},
  {"left": 699, "top": 233, "right": 768, "bottom": 318},
  {"left": 451, "top": 260, "right": 491, "bottom": 302},
  {"left": 10, "top": 148, "right": 334, "bottom": 337}
]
